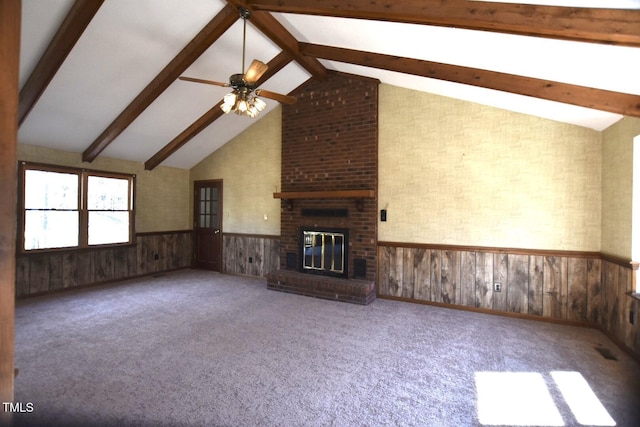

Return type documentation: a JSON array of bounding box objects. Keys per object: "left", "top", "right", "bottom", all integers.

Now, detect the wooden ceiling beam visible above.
[
  {"left": 246, "top": 0, "right": 640, "bottom": 47},
  {"left": 18, "top": 0, "right": 104, "bottom": 126},
  {"left": 144, "top": 51, "right": 295, "bottom": 170},
  {"left": 82, "top": 4, "right": 238, "bottom": 163},
  {"left": 301, "top": 43, "right": 640, "bottom": 118},
  {"left": 144, "top": 102, "right": 225, "bottom": 171},
  {"left": 247, "top": 10, "right": 327, "bottom": 79},
  {"left": 226, "top": 0, "right": 327, "bottom": 79}
]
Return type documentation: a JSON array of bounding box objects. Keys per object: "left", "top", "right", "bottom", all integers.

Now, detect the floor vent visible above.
[{"left": 595, "top": 346, "right": 618, "bottom": 361}]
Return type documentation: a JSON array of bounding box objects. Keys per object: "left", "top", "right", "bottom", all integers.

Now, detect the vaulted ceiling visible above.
[{"left": 18, "top": 0, "right": 640, "bottom": 170}]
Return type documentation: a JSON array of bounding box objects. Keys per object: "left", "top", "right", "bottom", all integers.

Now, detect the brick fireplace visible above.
[{"left": 266, "top": 71, "right": 379, "bottom": 304}]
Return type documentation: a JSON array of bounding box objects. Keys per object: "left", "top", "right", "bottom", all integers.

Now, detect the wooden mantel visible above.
[{"left": 273, "top": 189, "right": 375, "bottom": 200}]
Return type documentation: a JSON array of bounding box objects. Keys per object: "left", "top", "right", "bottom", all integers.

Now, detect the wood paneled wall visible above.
[
  {"left": 223, "top": 233, "right": 280, "bottom": 277},
  {"left": 15, "top": 231, "right": 193, "bottom": 297},
  {"left": 15, "top": 231, "right": 280, "bottom": 297},
  {"left": 378, "top": 243, "right": 640, "bottom": 358}
]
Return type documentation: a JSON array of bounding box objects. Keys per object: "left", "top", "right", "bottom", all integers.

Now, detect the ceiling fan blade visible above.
[
  {"left": 244, "top": 60, "right": 268, "bottom": 84},
  {"left": 178, "top": 76, "right": 229, "bottom": 87},
  {"left": 255, "top": 89, "right": 297, "bottom": 105}
]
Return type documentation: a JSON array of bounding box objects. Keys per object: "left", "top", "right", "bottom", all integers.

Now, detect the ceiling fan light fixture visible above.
[
  {"left": 253, "top": 97, "right": 266, "bottom": 112},
  {"left": 220, "top": 91, "right": 267, "bottom": 117},
  {"left": 220, "top": 104, "right": 233, "bottom": 114},
  {"left": 237, "top": 99, "right": 249, "bottom": 113},
  {"left": 180, "top": 5, "right": 296, "bottom": 120},
  {"left": 246, "top": 97, "right": 266, "bottom": 118},
  {"left": 221, "top": 92, "right": 238, "bottom": 113},
  {"left": 247, "top": 106, "right": 259, "bottom": 118},
  {"left": 180, "top": 5, "right": 293, "bottom": 119}
]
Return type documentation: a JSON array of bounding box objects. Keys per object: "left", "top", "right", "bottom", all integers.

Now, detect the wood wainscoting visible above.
[
  {"left": 378, "top": 242, "right": 640, "bottom": 359},
  {"left": 15, "top": 230, "right": 193, "bottom": 297},
  {"left": 223, "top": 233, "right": 280, "bottom": 277}
]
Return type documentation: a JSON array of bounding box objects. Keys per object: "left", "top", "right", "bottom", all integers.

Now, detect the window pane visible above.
[
  {"left": 87, "top": 176, "right": 129, "bottom": 210},
  {"left": 25, "top": 170, "right": 78, "bottom": 209},
  {"left": 88, "top": 212, "right": 129, "bottom": 245},
  {"left": 24, "top": 211, "right": 79, "bottom": 250}
]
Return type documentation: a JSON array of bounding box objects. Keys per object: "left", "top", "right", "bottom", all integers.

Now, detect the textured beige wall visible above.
[
  {"left": 601, "top": 117, "right": 640, "bottom": 259},
  {"left": 378, "top": 84, "right": 602, "bottom": 251},
  {"left": 17, "top": 144, "right": 191, "bottom": 233},
  {"left": 190, "top": 108, "right": 281, "bottom": 235}
]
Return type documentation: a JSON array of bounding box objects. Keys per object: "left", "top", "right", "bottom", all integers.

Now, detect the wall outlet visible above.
[{"left": 494, "top": 282, "right": 502, "bottom": 292}]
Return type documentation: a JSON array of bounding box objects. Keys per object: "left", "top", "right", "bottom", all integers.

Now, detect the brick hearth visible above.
[{"left": 266, "top": 270, "right": 376, "bottom": 305}]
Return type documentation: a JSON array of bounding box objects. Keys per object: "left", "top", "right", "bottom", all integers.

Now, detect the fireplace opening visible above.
[{"left": 300, "top": 227, "right": 349, "bottom": 278}]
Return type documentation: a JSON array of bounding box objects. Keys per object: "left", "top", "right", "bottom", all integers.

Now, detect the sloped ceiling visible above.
[{"left": 18, "top": 0, "right": 640, "bottom": 170}]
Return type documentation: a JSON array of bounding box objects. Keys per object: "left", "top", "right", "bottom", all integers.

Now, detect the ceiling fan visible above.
[{"left": 179, "top": 7, "right": 296, "bottom": 118}]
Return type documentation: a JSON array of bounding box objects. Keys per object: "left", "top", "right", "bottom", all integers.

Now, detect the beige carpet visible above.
[{"left": 11, "top": 269, "right": 640, "bottom": 426}]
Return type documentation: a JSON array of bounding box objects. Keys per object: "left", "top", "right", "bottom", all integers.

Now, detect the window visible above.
[
  {"left": 19, "top": 163, "right": 135, "bottom": 251},
  {"left": 86, "top": 175, "right": 131, "bottom": 245}
]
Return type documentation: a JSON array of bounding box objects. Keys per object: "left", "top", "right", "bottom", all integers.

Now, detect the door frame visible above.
[{"left": 193, "top": 179, "right": 223, "bottom": 271}]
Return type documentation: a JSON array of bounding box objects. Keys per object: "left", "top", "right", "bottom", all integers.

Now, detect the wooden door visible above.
[{"left": 194, "top": 180, "right": 222, "bottom": 271}]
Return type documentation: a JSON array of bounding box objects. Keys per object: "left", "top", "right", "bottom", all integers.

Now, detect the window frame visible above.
[{"left": 18, "top": 162, "right": 136, "bottom": 253}]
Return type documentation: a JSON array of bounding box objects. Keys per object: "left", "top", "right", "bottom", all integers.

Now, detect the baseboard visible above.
[{"left": 377, "top": 294, "right": 593, "bottom": 327}]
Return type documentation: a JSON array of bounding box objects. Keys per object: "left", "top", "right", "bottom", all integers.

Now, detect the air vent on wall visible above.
[
  {"left": 354, "top": 259, "right": 367, "bottom": 278},
  {"left": 286, "top": 252, "right": 297, "bottom": 269}
]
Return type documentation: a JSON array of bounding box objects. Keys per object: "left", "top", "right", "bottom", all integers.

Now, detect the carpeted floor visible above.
[{"left": 11, "top": 269, "right": 640, "bottom": 426}]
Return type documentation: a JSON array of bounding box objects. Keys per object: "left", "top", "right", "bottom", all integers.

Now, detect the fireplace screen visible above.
[{"left": 302, "top": 230, "right": 346, "bottom": 275}]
